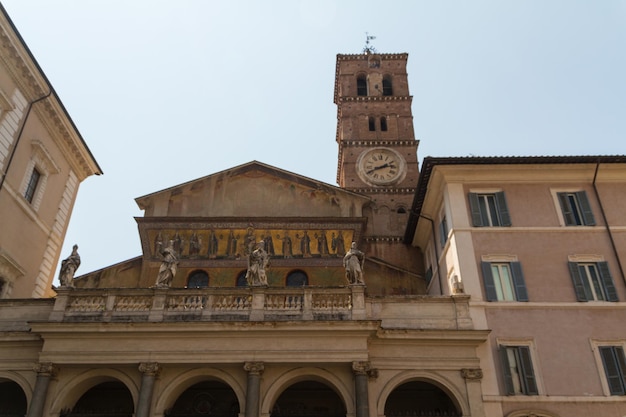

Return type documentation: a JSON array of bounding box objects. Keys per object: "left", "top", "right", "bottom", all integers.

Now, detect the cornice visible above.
[
  {"left": 338, "top": 95, "right": 412, "bottom": 103},
  {"left": 340, "top": 140, "right": 417, "bottom": 147},
  {"left": 0, "top": 11, "right": 101, "bottom": 179},
  {"left": 346, "top": 188, "right": 416, "bottom": 195},
  {"left": 336, "top": 53, "right": 409, "bottom": 61}
]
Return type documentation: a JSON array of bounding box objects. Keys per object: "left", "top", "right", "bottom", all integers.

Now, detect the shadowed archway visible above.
[
  {"left": 384, "top": 381, "right": 460, "bottom": 417},
  {"left": 271, "top": 380, "right": 346, "bottom": 417}
]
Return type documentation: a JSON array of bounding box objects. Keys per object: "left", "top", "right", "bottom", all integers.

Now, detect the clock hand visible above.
[{"left": 366, "top": 163, "right": 390, "bottom": 174}]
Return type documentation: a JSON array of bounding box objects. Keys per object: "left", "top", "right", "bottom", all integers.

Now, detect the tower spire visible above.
[{"left": 363, "top": 32, "right": 377, "bottom": 54}]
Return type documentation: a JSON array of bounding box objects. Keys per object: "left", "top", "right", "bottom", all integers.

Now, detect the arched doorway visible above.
[
  {"left": 271, "top": 381, "right": 345, "bottom": 417},
  {"left": 384, "top": 381, "right": 460, "bottom": 417},
  {"left": 165, "top": 380, "right": 239, "bottom": 417},
  {"left": 0, "top": 379, "right": 27, "bottom": 417},
  {"left": 60, "top": 381, "right": 134, "bottom": 417}
]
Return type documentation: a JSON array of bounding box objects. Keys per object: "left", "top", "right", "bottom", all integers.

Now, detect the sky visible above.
[{"left": 2, "top": 1, "right": 626, "bottom": 282}]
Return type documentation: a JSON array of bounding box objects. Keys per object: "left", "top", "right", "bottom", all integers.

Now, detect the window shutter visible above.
[
  {"left": 576, "top": 191, "right": 596, "bottom": 226},
  {"left": 482, "top": 262, "right": 498, "bottom": 301},
  {"left": 468, "top": 193, "right": 484, "bottom": 226},
  {"left": 568, "top": 262, "right": 589, "bottom": 301},
  {"left": 517, "top": 346, "right": 538, "bottom": 395},
  {"left": 499, "top": 347, "right": 516, "bottom": 395},
  {"left": 495, "top": 191, "right": 511, "bottom": 226},
  {"left": 557, "top": 192, "right": 575, "bottom": 226},
  {"left": 600, "top": 346, "right": 626, "bottom": 395},
  {"left": 510, "top": 262, "right": 528, "bottom": 301},
  {"left": 598, "top": 261, "right": 619, "bottom": 302}
]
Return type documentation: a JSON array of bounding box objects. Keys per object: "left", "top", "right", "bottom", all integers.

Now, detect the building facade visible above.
[
  {"left": 1, "top": 7, "right": 626, "bottom": 417},
  {"left": 0, "top": 5, "right": 102, "bottom": 299}
]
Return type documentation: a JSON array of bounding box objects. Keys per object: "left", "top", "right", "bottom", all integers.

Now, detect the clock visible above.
[{"left": 357, "top": 147, "right": 406, "bottom": 185}]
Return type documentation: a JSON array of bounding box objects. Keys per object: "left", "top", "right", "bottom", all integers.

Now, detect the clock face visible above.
[{"left": 357, "top": 147, "right": 406, "bottom": 185}]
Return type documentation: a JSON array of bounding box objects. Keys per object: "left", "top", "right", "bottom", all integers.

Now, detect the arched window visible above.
[
  {"left": 357, "top": 75, "right": 368, "bottom": 96},
  {"left": 380, "top": 117, "right": 388, "bottom": 131},
  {"left": 286, "top": 270, "right": 308, "bottom": 287},
  {"left": 236, "top": 271, "right": 248, "bottom": 287},
  {"left": 382, "top": 75, "right": 393, "bottom": 96},
  {"left": 368, "top": 116, "right": 376, "bottom": 131},
  {"left": 187, "top": 270, "right": 209, "bottom": 288}
]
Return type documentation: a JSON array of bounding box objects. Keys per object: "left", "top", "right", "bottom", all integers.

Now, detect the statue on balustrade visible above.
[
  {"left": 246, "top": 241, "right": 269, "bottom": 286},
  {"left": 58, "top": 244, "right": 81, "bottom": 288},
  {"left": 156, "top": 240, "right": 178, "bottom": 288},
  {"left": 343, "top": 241, "right": 365, "bottom": 285}
]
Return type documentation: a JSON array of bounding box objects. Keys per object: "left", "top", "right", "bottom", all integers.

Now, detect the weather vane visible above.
[{"left": 363, "top": 32, "right": 377, "bottom": 54}]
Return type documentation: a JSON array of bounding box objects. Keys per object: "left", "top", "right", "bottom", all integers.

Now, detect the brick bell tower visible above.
[{"left": 334, "top": 49, "right": 420, "bottom": 241}]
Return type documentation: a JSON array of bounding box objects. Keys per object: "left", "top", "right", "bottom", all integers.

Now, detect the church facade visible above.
[{"left": 1, "top": 7, "right": 626, "bottom": 417}]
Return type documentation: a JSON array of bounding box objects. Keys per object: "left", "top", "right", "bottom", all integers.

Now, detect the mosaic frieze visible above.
[{"left": 148, "top": 227, "right": 355, "bottom": 260}]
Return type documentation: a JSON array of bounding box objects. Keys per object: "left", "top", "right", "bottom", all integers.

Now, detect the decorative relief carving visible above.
[{"left": 460, "top": 368, "right": 483, "bottom": 380}]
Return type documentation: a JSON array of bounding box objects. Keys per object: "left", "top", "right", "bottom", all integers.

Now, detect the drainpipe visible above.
[
  {"left": 420, "top": 214, "right": 444, "bottom": 295},
  {"left": 0, "top": 90, "right": 52, "bottom": 192},
  {"left": 592, "top": 162, "right": 626, "bottom": 286}
]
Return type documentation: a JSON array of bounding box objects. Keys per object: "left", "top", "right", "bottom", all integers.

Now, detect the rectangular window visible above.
[
  {"left": 599, "top": 346, "right": 626, "bottom": 395},
  {"left": 24, "top": 167, "right": 41, "bottom": 203},
  {"left": 482, "top": 261, "right": 528, "bottom": 301},
  {"left": 500, "top": 345, "right": 539, "bottom": 395},
  {"left": 469, "top": 192, "right": 511, "bottom": 226},
  {"left": 557, "top": 191, "right": 595, "bottom": 226},
  {"left": 568, "top": 261, "right": 618, "bottom": 301},
  {"left": 439, "top": 216, "right": 448, "bottom": 248}
]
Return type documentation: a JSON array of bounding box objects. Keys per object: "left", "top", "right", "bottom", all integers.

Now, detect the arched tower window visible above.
[
  {"left": 368, "top": 116, "right": 376, "bottom": 131},
  {"left": 380, "top": 117, "right": 388, "bottom": 131},
  {"left": 286, "top": 270, "right": 308, "bottom": 287},
  {"left": 382, "top": 75, "right": 393, "bottom": 96},
  {"left": 187, "top": 270, "right": 209, "bottom": 288},
  {"left": 357, "top": 74, "right": 368, "bottom": 96}
]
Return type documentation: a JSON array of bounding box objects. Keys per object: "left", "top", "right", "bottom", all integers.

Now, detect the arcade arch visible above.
[
  {"left": 262, "top": 368, "right": 353, "bottom": 417},
  {"left": 0, "top": 378, "right": 27, "bottom": 417},
  {"left": 50, "top": 369, "right": 139, "bottom": 416},
  {"left": 155, "top": 368, "right": 245, "bottom": 417},
  {"left": 378, "top": 372, "right": 466, "bottom": 417}
]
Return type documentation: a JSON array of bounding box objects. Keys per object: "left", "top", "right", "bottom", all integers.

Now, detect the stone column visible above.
[
  {"left": 136, "top": 362, "right": 161, "bottom": 417},
  {"left": 26, "top": 362, "right": 57, "bottom": 417},
  {"left": 244, "top": 362, "right": 264, "bottom": 417},
  {"left": 461, "top": 368, "right": 486, "bottom": 417},
  {"left": 352, "top": 361, "right": 373, "bottom": 417}
]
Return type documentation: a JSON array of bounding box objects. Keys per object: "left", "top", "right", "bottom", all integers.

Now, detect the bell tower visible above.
[{"left": 334, "top": 51, "right": 419, "bottom": 238}]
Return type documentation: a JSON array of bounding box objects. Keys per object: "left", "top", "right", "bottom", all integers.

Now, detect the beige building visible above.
[
  {"left": 0, "top": 5, "right": 101, "bottom": 299},
  {"left": 1, "top": 6, "right": 626, "bottom": 417}
]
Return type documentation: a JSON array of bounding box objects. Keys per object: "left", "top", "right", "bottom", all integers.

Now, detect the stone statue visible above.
[
  {"left": 246, "top": 241, "right": 269, "bottom": 286},
  {"left": 58, "top": 244, "right": 80, "bottom": 287},
  {"left": 156, "top": 240, "right": 178, "bottom": 288},
  {"left": 343, "top": 241, "right": 365, "bottom": 285}
]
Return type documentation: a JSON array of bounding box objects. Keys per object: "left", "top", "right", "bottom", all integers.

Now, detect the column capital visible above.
[
  {"left": 460, "top": 368, "right": 483, "bottom": 380},
  {"left": 33, "top": 362, "right": 58, "bottom": 377},
  {"left": 352, "top": 361, "right": 378, "bottom": 378},
  {"left": 139, "top": 362, "right": 161, "bottom": 377},
  {"left": 244, "top": 362, "right": 265, "bottom": 375}
]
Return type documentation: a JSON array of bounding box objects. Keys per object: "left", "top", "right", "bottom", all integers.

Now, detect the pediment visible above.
[{"left": 135, "top": 161, "right": 370, "bottom": 218}]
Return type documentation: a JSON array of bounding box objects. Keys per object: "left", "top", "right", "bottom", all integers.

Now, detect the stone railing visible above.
[
  {"left": 45, "top": 287, "right": 473, "bottom": 329},
  {"left": 49, "top": 286, "right": 364, "bottom": 323}
]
